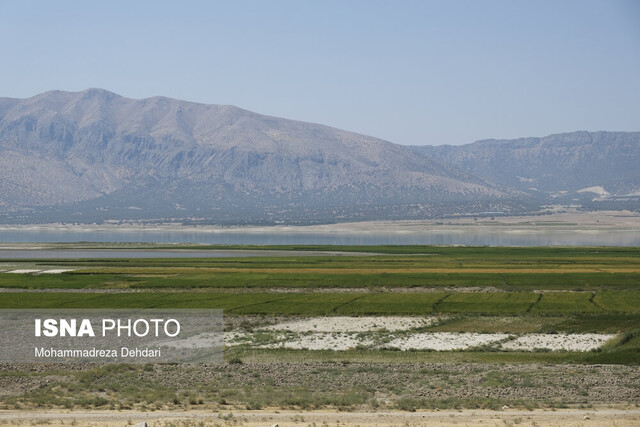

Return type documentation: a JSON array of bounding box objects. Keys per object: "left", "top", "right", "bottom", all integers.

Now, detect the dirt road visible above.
[{"left": 1, "top": 408, "right": 639, "bottom": 426}]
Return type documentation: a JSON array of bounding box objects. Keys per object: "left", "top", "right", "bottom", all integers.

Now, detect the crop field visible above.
[
  {"left": 1, "top": 290, "right": 640, "bottom": 316},
  {"left": 0, "top": 244, "right": 639, "bottom": 414},
  {"left": 1, "top": 246, "right": 640, "bottom": 292}
]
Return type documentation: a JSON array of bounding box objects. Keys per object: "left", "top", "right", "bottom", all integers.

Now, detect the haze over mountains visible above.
[
  {"left": 412, "top": 132, "right": 640, "bottom": 199},
  {"left": 0, "top": 89, "right": 637, "bottom": 224}
]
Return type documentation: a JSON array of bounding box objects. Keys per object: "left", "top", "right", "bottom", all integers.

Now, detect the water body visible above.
[
  {"left": 0, "top": 228, "right": 639, "bottom": 247},
  {"left": 0, "top": 250, "right": 264, "bottom": 259}
]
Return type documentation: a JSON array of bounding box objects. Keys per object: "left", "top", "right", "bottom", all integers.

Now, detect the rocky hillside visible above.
[
  {"left": 0, "top": 89, "right": 522, "bottom": 224},
  {"left": 412, "top": 131, "right": 640, "bottom": 202}
]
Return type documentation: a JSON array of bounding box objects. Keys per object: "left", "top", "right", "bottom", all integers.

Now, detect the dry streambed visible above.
[{"left": 226, "top": 316, "right": 617, "bottom": 352}]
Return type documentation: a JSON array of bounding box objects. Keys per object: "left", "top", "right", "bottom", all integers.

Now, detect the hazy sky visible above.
[{"left": 1, "top": 0, "right": 638, "bottom": 146}]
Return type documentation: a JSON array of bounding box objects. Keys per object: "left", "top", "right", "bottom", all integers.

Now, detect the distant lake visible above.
[
  {"left": 0, "top": 228, "right": 639, "bottom": 247},
  {"left": 0, "top": 250, "right": 263, "bottom": 259}
]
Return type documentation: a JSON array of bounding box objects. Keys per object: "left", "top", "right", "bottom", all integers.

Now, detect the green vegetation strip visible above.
[
  {"left": 2, "top": 291, "right": 639, "bottom": 315},
  {"left": 3, "top": 246, "right": 640, "bottom": 292},
  {"left": 2, "top": 270, "right": 640, "bottom": 291},
  {"left": 437, "top": 293, "right": 539, "bottom": 314}
]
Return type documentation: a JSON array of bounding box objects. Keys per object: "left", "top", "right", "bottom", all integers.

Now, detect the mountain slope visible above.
[
  {"left": 0, "top": 89, "right": 522, "bottom": 223},
  {"left": 412, "top": 131, "right": 640, "bottom": 200}
]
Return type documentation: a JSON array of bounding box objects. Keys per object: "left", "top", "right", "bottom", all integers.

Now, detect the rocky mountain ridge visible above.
[
  {"left": 0, "top": 89, "right": 636, "bottom": 224},
  {"left": 0, "top": 89, "right": 523, "bottom": 224},
  {"left": 411, "top": 131, "right": 640, "bottom": 202}
]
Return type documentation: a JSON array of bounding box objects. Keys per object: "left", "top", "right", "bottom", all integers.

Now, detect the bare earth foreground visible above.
[
  {"left": 1, "top": 362, "right": 638, "bottom": 426},
  {"left": 0, "top": 408, "right": 639, "bottom": 426}
]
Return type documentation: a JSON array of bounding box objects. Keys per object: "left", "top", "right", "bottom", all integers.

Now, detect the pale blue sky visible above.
[{"left": 0, "top": 0, "right": 638, "bottom": 145}]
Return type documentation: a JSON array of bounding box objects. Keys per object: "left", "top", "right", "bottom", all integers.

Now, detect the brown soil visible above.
[{"left": 0, "top": 408, "right": 639, "bottom": 426}]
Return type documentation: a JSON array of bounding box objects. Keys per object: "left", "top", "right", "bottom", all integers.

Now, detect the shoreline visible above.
[{"left": 0, "top": 210, "right": 639, "bottom": 235}]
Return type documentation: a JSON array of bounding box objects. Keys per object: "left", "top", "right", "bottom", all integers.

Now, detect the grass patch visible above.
[
  {"left": 336, "top": 293, "right": 446, "bottom": 315},
  {"left": 593, "top": 291, "right": 640, "bottom": 313},
  {"left": 533, "top": 292, "right": 603, "bottom": 313},
  {"left": 1, "top": 291, "right": 637, "bottom": 316},
  {"left": 2, "top": 246, "right": 640, "bottom": 292},
  {"left": 549, "top": 314, "right": 640, "bottom": 333},
  {"left": 427, "top": 315, "right": 565, "bottom": 333},
  {"left": 436, "top": 293, "right": 539, "bottom": 314}
]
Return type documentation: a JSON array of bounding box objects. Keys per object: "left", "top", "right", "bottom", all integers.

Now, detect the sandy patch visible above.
[
  {"left": 385, "top": 332, "right": 509, "bottom": 351},
  {"left": 265, "top": 316, "right": 436, "bottom": 332},
  {"left": 264, "top": 332, "right": 374, "bottom": 351},
  {"left": 225, "top": 332, "right": 257, "bottom": 346},
  {"left": 226, "top": 317, "right": 617, "bottom": 352},
  {"left": 501, "top": 333, "right": 617, "bottom": 352},
  {"left": 5, "top": 269, "right": 41, "bottom": 274},
  {"left": 225, "top": 331, "right": 291, "bottom": 348},
  {"left": 227, "top": 331, "right": 514, "bottom": 352},
  {"left": 159, "top": 332, "right": 224, "bottom": 349}
]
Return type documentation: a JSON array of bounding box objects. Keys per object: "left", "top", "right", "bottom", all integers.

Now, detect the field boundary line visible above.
[
  {"left": 331, "top": 294, "right": 367, "bottom": 313},
  {"left": 225, "top": 295, "right": 290, "bottom": 312},
  {"left": 588, "top": 291, "right": 606, "bottom": 311},
  {"left": 432, "top": 293, "right": 451, "bottom": 312},
  {"left": 527, "top": 293, "right": 543, "bottom": 313}
]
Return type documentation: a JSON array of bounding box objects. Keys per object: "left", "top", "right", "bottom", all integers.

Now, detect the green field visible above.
[
  {"left": 3, "top": 271, "right": 640, "bottom": 290},
  {"left": 1, "top": 290, "right": 639, "bottom": 316},
  {"left": 1, "top": 244, "right": 639, "bottom": 413},
  {"left": 2, "top": 245, "right": 640, "bottom": 291},
  {"left": 1, "top": 245, "right": 639, "bottom": 366}
]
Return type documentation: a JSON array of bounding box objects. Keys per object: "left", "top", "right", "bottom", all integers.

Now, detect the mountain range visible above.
[
  {"left": 411, "top": 131, "right": 640, "bottom": 199},
  {"left": 0, "top": 89, "right": 637, "bottom": 224}
]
